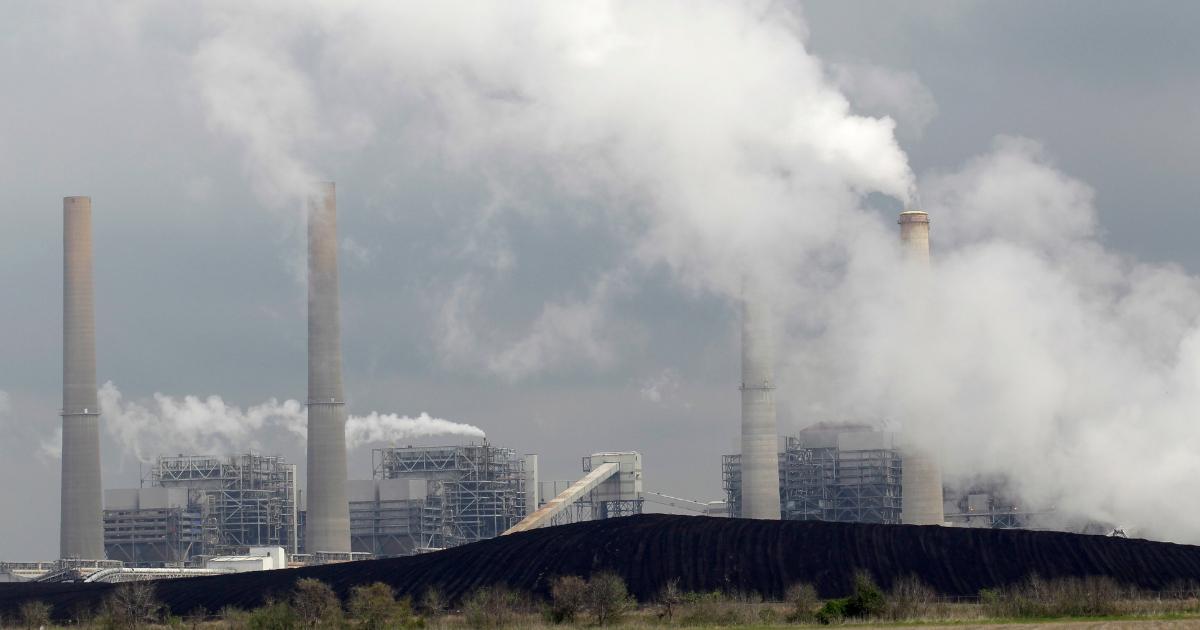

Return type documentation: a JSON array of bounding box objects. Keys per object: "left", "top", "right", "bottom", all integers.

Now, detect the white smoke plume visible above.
[
  {"left": 77, "top": 2, "right": 1200, "bottom": 542},
  {"left": 98, "top": 382, "right": 481, "bottom": 459},
  {"left": 345, "top": 412, "right": 485, "bottom": 449}
]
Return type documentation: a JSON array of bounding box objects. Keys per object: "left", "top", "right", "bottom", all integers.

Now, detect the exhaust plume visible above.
[
  {"left": 76, "top": 2, "right": 1200, "bottom": 542},
  {"left": 97, "top": 382, "right": 481, "bottom": 459}
]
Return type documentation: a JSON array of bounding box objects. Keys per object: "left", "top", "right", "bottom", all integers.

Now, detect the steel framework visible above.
[
  {"left": 372, "top": 442, "right": 526, "bottom": 549},
  {"left": 102, "top": 507, "right": 202, "bottom": 565},
  {"left": 149, "top": 453, "right": 298, "bottom": 554},
  {"left": 724, "top": 436, "right": 902, "bottom": 523}
]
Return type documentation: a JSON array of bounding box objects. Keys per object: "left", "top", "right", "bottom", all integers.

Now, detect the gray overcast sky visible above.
[{"left": 2, "top": 1, "right": 1199, "bottom": 559}]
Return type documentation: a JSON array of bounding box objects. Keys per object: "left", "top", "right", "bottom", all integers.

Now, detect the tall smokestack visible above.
[
  {"left": 740, "top": 278, "right": 780, "bottom": 520},
  {"left": 61, "top": 196, "right": 104, "bottom": 559},
  {"left": 898, "top": 210, "right": 944, "bottom": 526},
  {"left": 306, "top": 182, "right": 351, "bottom": 553}
]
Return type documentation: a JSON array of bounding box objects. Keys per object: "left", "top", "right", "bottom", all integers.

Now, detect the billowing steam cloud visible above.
[
  {"left": 98, "top": 382, "right": 483, "bottom": 459},
  {"left": 86, "top": 2, "right": 1200, "bottom": 542},
  {"left": 345, "top": 413, "right": 485, "bottom": 449}
]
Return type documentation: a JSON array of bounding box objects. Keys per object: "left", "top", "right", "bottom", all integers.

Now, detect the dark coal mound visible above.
[{"left": 6, "top": 514, "right": 1200, "bottom": 620}]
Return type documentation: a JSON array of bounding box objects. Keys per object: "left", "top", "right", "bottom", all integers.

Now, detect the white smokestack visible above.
[
  {"left": 740, "top": 277, "right": 780, "bottom": 520},
  {"left": 61, "top": 196, "right": 104, "bottom": 559},
  {"left": 898, "top": 210, "right": 945, "bottom": 526},
  {"left": 305, "top": 181, "right": 351, "bottom": 553}
]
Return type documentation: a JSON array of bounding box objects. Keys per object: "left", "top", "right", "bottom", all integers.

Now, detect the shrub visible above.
[
  {"left": 677, "top": 591, "right": 758, "bottom": 627},
  {"left": 785, "top": 583, "right": 819, "bottom": 622},
  {"left": 980, "top": 575, "right": 1127, "bottom": 619},
  {"left": 292, "top": 578, "right": 342, "bottom": 628},
  {"left": 886, "top": 575, "right": 936, "bottom": 621},
  {"left": 104, "top": 582, "right": 163, "bottom": 629},
  {"left": 585, "top": 572, "right": 634, "bottom": 627},
  {"left": 814, "top": 573, "right": 886, "bottom": 624},
  {"left": 814, "top": 598, "right": 848, "bottom": 624},
  {"left": 220, "top": 606, "right": 251, "bottom": 630},
  {"left": 247, "top": 602, "right": 296, "bottom": 630},
  {"left": 420, "top": 587, "right": 447, "bottom": 618},
  {"left": 184, "top": 607, "right": 209, "bottom": 630},
  {"left": 547, "top": 576, "right": 587, "bottom": 624},
  {"left": 18, "top": 601, "right": 51, "bottom": 630},
  {"left": 845, "top": 572, "right": 887, "bottom": 619},
  {"left": 656, "top": 579, "right": 681, "bottom": 622},
  {"left": 463, "top": 586, "right": 520, "bottom": 629},
  {"left": 348, "top": 583, "right": 416, "bottom": 630}
]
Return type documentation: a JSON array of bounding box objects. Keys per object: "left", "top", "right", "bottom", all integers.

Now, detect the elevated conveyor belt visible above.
[{"left": 503, "top": 463, "right": 619, "bottom": 534}]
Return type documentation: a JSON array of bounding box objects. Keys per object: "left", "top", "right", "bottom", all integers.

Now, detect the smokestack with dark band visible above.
[
  {"left": 305, "top": 182, "right": 351, "bottom": 552},
  {"left": 740, "top": 278, "right": 781, "bottom": 520},
  {"left": 61, "top": 196, "right": 104, "bottom": 559},
  {"left": 898, "top": 210, "right": 945, "bottom": 526}
]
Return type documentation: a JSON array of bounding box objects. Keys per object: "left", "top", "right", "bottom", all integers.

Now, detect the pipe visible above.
[
  {"left": 305, "top": 182, "right": 351, "bottom": 552},
  {"left": 61, "top": 196, "right": 104, "bottom": 559},
  {"left": 740, "top": 278, "right": 780, "bottom": 520}
]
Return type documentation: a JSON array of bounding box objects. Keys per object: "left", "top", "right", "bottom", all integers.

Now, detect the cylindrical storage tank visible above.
[
  {"left": 306, "top": 182, "right": 351, "bottom": 553},
  {"left": 740, "top": 279, "right": 780, "bottom": 520},
  {"left": 61, "top": 196, "right": 104, "bottom": 559},
  {"left": 897, "top": 210, "right": 944, "bottom": 526}
]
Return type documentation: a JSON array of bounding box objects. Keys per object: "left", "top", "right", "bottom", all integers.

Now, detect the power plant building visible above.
[
  {"left": 350, "top": 443, "right": 527, "bottom": 555},
  {"left": 102, "top": 453, "right": 298, "bottom": 565},
  {"left": 724, "top": 424, "right": 902, "bottom": 523}
]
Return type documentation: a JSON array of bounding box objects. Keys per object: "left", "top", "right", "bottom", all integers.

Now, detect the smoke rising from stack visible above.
[
  {"left": 70, "top": 3, "right": 1200, "bottom": 541},
  {"left": 61, "top": 196, "right": 103, "bottom": 559},
  {"left": 93, "top": 381, "right": 483, "bottom": 459}
]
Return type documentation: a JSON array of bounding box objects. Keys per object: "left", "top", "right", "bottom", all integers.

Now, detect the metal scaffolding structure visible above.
[
  {"left": 349, "top": 497, "right": 423, "bottom": 556},
  {"left": 149, "top": 453, "right": 298, "bottom": 555},
  {"left": 102, "top": 507, "right": 202, "bottom": 565},
  {"left": 724, "top": 429, "right": 902, "bottom": 524},
  {"left": 370, "top": 442, "right": 526, "bottom": 550}
]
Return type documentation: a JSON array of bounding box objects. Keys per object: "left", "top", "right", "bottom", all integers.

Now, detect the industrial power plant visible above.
[{"left": 0, "top": 191, "right": 1099, "bottom": 584}]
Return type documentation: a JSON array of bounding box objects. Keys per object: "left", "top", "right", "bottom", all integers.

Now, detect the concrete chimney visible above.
[
  {"left": 897, "top": 210, "right": 944, "bottom": 526},
  {"left": 61, "top": 196, "right": 104, "bottom": 559},
  {"left": 305, "top": 182, "right": 351, "bottom": 553},
  {"left": 740, "top": 278, "right": 780, "bottom": 520}
]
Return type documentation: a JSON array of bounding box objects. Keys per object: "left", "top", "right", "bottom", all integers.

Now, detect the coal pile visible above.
[{"left": 5, "top": 514, "right": 1200, "bottom": 620}]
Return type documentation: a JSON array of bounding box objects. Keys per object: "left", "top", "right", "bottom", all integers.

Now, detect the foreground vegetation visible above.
[{"left": 6, "top": 572, "right": 1200, "bottom": 629}]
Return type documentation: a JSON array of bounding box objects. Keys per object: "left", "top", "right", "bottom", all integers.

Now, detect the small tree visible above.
[
  {"left": 548, "top": 576, "right": 587, "bottom": 624},
  {"left": 19, "top": 601, "right": 51, "bottom": 630},
  {"left": 292, "top": 578, "right": 342, "bottom": 628},
  {"left": 887, "top": 574, "right": 936, "bottom": 621},
  {"left": 785, "top": 583, "right": 819, "bottom": 622},
  {"left": 845, "top": 572, "right": 887, "bottom": 619},
  {"left": 656, "top": 579, "right": 681, "bottom": 621},
  {"left": 348, "top": 583, "right": 414, "bottom": 630},
  {"left": 247, "top": 601, "right": 296, "bottom": 630},
  {"left": 586, "top": 572, "right": 634, "bottom": 627},
  {"left": 463, "top": 586, "right": 521, "bottom": 629},
  {"left": 106, "top": 581, "right": 163, "bottom": 629}
]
